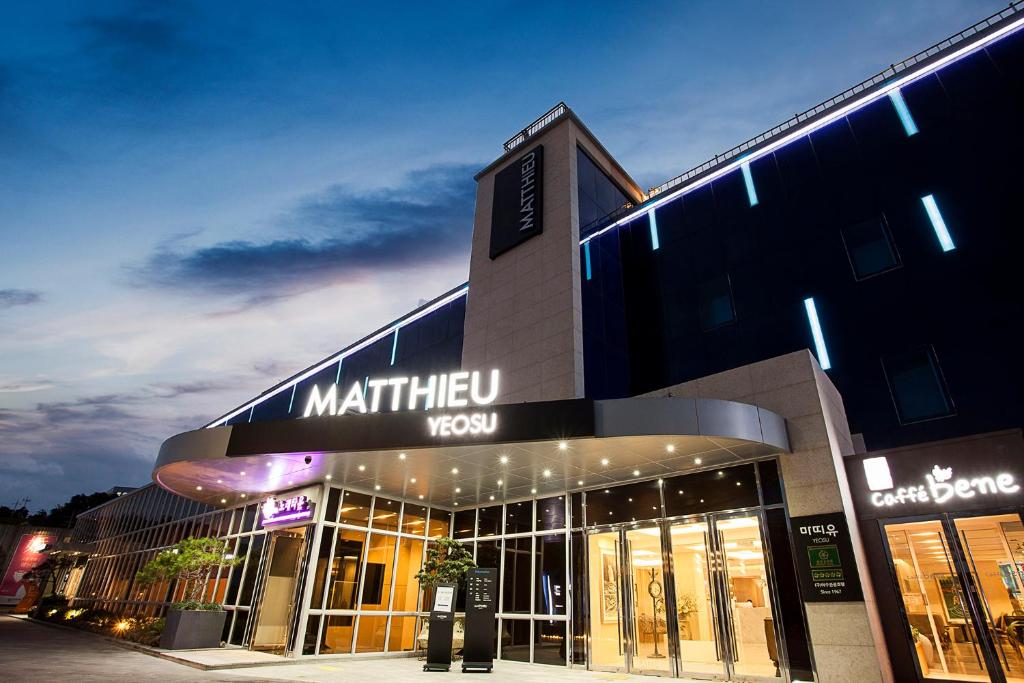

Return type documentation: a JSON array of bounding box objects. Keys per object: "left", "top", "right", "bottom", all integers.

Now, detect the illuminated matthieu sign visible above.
[
  {"left": 864, "top": 457, "right": 1020, "bottom": 507},
  {"left": 261, "top": 494, "right": 314, "bottom": 527},
  {"left": 303, "top": 369, "right": 500, "bottom": 438}
]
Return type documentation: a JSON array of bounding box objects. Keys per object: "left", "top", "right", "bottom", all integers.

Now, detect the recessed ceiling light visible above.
[
  {"left": 454, "top": 502, "right": 459, "bottom": 506},
  {"left": 489, "top": 495, "right": 495, "bottom": 501},
  {"left": 455, "top": 487, "right": 461, "bottom": 493},
  {"left": 499, "top": 455, "right": 509, "bottom": 464},
  {"left": 531, "top": 488, "right": 537, "bottom": 494},
  {"left": 216, "top": 479, "right": 222, "bottom": 484},
  {"left": 657, "top": 479, "right": 663, "bottom": 484},
  {"left": 451, "top": 467, "right": 459, "bottom": 474},
  {"left": 633, "top": 469, "right": 640, "bottom": 476},
  {"left": 288, "top": 480, "right": 294, "bottom": 485},
  {"left": 399, "top": 453, "right": 407, "bottom": 460},
  {"left": 418, "top": 495, "right": 424, "bottom": 500},
  {"left": 694, "top": 458, "right": 702, "bottom": 465},
  {"left": 578, "top": 480, "right": 584, "bottom": 486},
  {"left": 240, "top": 471, "right": 246, "bottom": 476},
  {"left": 240, "top": 493, "right": 247, "bottom": 498},
  {"left": 543, "top": 469, "right": 551, "bottom": 478},
  {"left": 220, "top": 498, "right": 227, "bottom": 504},
  {"left": 558, "top": 442, "right": 568, "bottom": 450},
  {"left": 497, "top": 480, "right": 503, "bottom": 486},
  {"left": 410, "top": 478, "right": 417, "bottom": 483},
  {"left": 375, "top": 485, "right": 381, "bottom": 491},
  {"left": 666, "top": 444, "right": 675, "bottom": 453},
  {"left": 196, "top": 486, "right": 202, "bottom": 491},
  {"left": 266, "top": 462, "right": 272, "bottom": 468},
  {"left": 736, "top": 481, "right": 741, "bottom": 486},
  {"left": 358, "top": 465, "right": 366, "bottom": 472},
  {"left": 600, "top": 458, "right": 609, "bottom": 466},
  {"left": 325, "top": 474, "right": 332, "bottom": 480}
]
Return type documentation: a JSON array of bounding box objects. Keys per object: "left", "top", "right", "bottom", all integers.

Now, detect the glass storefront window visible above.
[
  {"left": 391, "top": 537, "right": 424, "bottom": 612},
  {"left": 340, "top": 491, "right": 371, "bottom": 526},
  {"left": 327, "top": 529, "right": 366, "bottom": 610},
  {"left": 533, "top": 620, "right": 566, "bottom": 665},
  {"left": 310, "top": 531, "right": 334, "bottom": 610},
  {"left": 506, "top": 501, "right": 532, "bottom": 534},
  {"left": 536, "top": 497, "right": 566, "bottom": 531},
  {"left": 388, "top": 616, "right": 419, "bottom": 652},
  {"left": 477, "top": 540, "right": 502, "bottom": 586},
  {"left": 664, "top": 465, "right": 759, "bottom": 518},
  {"left": 427, "top": 508, "right": 450, "bottom": 538},
  {"left": 477, "top": 505, "right": 503, "bottom": 537},
  {"left": 360, "top": 533, "right": 397, "bottom": 611},
  {"left": 326, "top": 487, "right": 342, "bottom": 523},
  {"left": 453, "top": 510, "right": 476, "bottom": 539},
  {"left": 302, "top": 615, "right": 320, "bottom": 655},
  {"left": 238, "top": 534, "right": 266, "bottom": 605},
  {"left": 503, "top": 536, "right": 532, "bottom": 613},
  {"left": 355, "top": 615, "right": 388, "bottom": 653},
  {"left": 320, "top": 614, "right": 354, "bottom": 655},
  {"left": 371, "top": 497, "right": 401, "bottom": 532},
  {"left": 585, "top": 481, "right": 662, "bottom": 526},
  {"left": 401, "top": 503, "right": 428, "bottom": 535},
  {"left": 501, "top": 619, "right": 531, "bottom": 662},
  {"left": 535, "top": 535, "right": 566, "bottom": 616}
]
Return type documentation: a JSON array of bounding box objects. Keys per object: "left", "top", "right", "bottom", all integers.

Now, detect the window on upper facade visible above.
[
  {"left": 698, "top": 274, "right": 737, "bottom": 331},
  {"left": 841, "top": 215, "right": 901, "bottom": 280},
  {"left": 881, "top": 346, "right": 955, "bottom": 424}
]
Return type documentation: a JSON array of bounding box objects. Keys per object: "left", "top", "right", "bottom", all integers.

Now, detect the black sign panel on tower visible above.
[
  {"left": 489, "top": 145, "right": 543, "bottom": 259},
  {"left": 423, "top": 583, "right": 458, "bottom": 672},
  {"left": 462, "top": 567, "right": 498, "bottom": 672},
  {"left": 790, "top": 512, "right": 863, "bottom": 602}
]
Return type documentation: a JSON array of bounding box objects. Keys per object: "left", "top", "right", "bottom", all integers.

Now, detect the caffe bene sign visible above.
[
  {"left": 303, "top": 369, "right": 500, "bottom": 438},
  {"left": 864, "top": 456, "right": 1020, "bottom": 508}
]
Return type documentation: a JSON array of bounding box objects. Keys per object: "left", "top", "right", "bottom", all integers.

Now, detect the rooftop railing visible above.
[
  {"left": 646, "top": 0, "right": 1024, "bottom": 198},
  {"left": 503, "top": 102, "right": 569, "bottom": 153}
]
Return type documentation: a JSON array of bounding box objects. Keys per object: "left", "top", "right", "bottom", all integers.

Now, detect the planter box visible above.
[{"left": 160, "top": 609, "right": 227, "bottom": 650}]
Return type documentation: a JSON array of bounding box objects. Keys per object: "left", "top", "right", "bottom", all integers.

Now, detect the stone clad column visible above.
[
  {"left": 461, "top": 110, "right": 642, "bottom": 404},
  {"left": 643, "top": 349, "right": 893, "bottom": 683}
]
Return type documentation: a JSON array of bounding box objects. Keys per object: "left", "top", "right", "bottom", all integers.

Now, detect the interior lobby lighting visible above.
[
  {"left": 921, "top": 194, "right": 956, "bottom": 252},
  {"left": 803, "top": 297, "right": 832, "bottom": 370}
]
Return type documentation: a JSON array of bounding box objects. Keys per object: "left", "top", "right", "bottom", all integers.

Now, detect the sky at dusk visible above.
[{"left": 0, "top": 0, "right": 1002, "bottom": 510}]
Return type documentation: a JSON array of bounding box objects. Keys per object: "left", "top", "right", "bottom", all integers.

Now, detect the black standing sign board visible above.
[
  {"left": 462, "top": 567, "right": 498, "bottom": 672},
  {"left": 790, "top": 512, "right": 863, "bottom": 602},
  {"left": 423, "top": 583, "right": 458, "bottom": 672},
  {"left": 489, "top": 145, "right": 543, "bottom": 259}
]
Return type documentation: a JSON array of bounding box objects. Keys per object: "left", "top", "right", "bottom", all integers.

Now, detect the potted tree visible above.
[
  {"left": 414, "top": 537, "right": 476, "bottom": 653},
  {"left": 135, "top": 537, "right": 241, "bottom": 650}
]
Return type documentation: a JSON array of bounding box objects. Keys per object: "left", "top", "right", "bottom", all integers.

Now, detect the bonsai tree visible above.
[
  {"left": 135, "top": 537, "right": 240, "bottom": 610},
  {"left": 415, "top": 536, "right": 476, "bottom": 593}
]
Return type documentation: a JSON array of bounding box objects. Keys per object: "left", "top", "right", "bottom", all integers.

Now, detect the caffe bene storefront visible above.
[
  {"left": 153, "top": 366, "right": 845, "bottom": 680},
  {"left": 847, "top": 431, "right": 1024, "bottom": 683}
]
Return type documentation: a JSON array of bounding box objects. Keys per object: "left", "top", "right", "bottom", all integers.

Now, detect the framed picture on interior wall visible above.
[
  {"left": 935, "top": 574, "right": 967, "bottom": 624},
  {"left": 601, "top": 550, "right": 618, "bottom": 623}
]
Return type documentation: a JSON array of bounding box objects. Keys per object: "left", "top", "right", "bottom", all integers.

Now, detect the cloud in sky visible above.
[
  {"left": 0, "top": 289, "right": 43, "bottom": 309},
  {"left": 131, "top": 163, "right": 478, "bottom": 305}
]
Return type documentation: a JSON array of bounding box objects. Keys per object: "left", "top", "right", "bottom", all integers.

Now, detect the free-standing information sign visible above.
[
  {"left": 463, "top": 567, "right": 498, "bottom": 672},
  {"left": 424, "top": 583, "right": 458, "bottom": 672},
  {"left": 0, "top": 533, "right": 55, "bottom": 598},
  {"left": 790, "top": 512, "right": 863, "bottom": 602}
]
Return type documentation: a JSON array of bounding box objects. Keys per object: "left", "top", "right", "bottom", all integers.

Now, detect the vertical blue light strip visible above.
[
  {"left": 741, "top": 161, "right": 759, "bottom": 207},
  {"left": 390, "top": 329, "right": 399, "bottom": 365},
  {"left": 803, "top": 297, "right": 832, "bottom": 370},
  {"left": 921, "top": 194, "right": 955, "bottom": 252},
  {"left": 335, "top": 358, "right": 343, "bottom": 384},
  {"left": 648, "top": 209, "right": 660, "bottom": 250},
  {"left": 584, "top": 242, "right": 592, "bottom": 280},
  {"left": 287, "top": 385, "right": 296, "bottom": 414},
  {"left": 888, "top": 89, "right": 919, "bottom": 137},
  {"left": 363, "top": 376, "right": 369, "bottom": 398}
]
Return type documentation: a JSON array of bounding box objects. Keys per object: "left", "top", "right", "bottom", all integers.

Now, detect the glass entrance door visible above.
[{"left": 251, "top": 528, "right": 307, "bottom": 655}]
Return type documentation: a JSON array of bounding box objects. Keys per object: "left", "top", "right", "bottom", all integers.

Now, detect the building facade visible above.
[{"left": 67, "top": 5, "right": 1024, "bottom": 682}]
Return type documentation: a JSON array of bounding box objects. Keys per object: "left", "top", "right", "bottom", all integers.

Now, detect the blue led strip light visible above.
[
  {"left": 287, "top": 385, "right": 296, "bottom": 414},
  {"left": 803, "top": 297, "right": 832, "bottom": 370},
  {"left": 577, "top": 16, "right": 1024, "bottom": 248},
  {"left": 741, "top": 161, "right": 759, "bottom": 207},
  {"left": 648, "top": 209, "right": 660, "bottom": 250},
  {"left": 888, "top": 89, "right": 919, "bottom": 137},
  {"left": 390, "top": 329, "right": 399, "bottom": 366},
  {"left": 921, "top": 194, "right": 955, "bottom": 252},
  {"left": 584, "top": 242, "right": 592, "bottom": 280},
  {"left": 335, "top": 358, "right": 343, "bottom": 384}
]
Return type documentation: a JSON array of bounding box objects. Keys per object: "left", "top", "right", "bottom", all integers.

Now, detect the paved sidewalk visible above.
[{"left": 0, "top": 613, "right": 667, "bottom": 682}]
